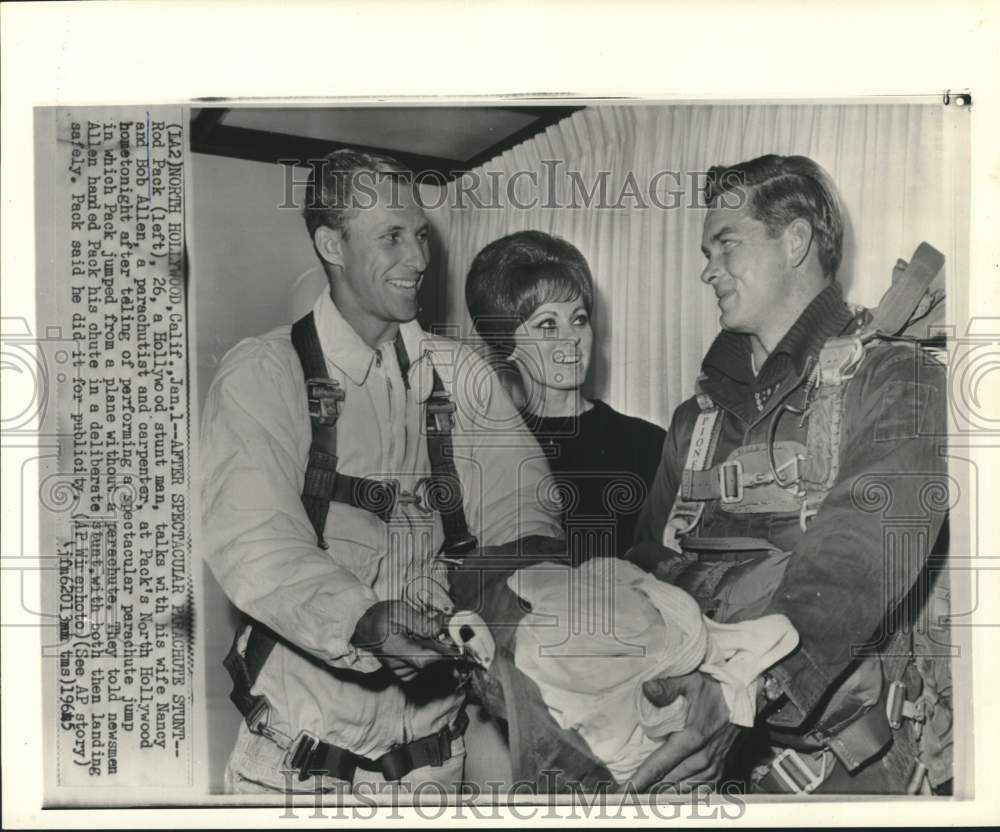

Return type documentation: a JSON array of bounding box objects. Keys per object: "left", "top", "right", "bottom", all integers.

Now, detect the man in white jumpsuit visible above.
[{"left": 201, "top": 149, "right": 561, "bottom": 794}]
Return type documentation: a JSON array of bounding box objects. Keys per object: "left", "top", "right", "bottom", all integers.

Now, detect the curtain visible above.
[{"left": 440, "top": 104, "right": 966, "bottom": 428}]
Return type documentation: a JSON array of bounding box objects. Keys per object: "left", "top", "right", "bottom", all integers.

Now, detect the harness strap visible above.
[
  {"left": 331, "top": 474, "right": 398, "bottom": 523},
  {"left": 221, "top": 312, "right": 341, "bottom": 723},
  {"left": 813, "top": 700, "right": 892, "bottom": 771},
  {"left": 663, "top": 393, "right": 722, "bottom": 550},
  {"left": 291, "top": 707, "right": 469, "bottom": 783},
  {"left": 393, "top": 329, "right": 411, "bottom": 391},
  {"left": 426, "top": 369, "right": 478, "bottom": 556},
  {"left": 222, "top": 625, "right": 270, "bottom": 732},
  {"left": 220, "top": 622, "right": 290, "bottom": 736},
  {"left": 225, "top": 313, "right": 476, "bottom": 737},
  {"left": 291, "top": 312, "right": 343, "bottom": 548},
  {"left": 681, "top": 442, "right": 807, "bottom": 510},
  {"left": 865, "top": 242, "right": 944, "bottom": 337},
  {"left": 759, "top": 677, "right": 919, "bottom": 794},
  {"left": 289, "top": 313, "right": 476, "bottom": 552}
]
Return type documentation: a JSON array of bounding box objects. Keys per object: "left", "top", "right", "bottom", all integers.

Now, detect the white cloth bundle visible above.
[{"left": 508, "top": 558, "right": 798, "bottom": 782}]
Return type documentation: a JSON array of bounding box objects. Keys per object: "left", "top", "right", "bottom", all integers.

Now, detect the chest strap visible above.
[
  {"left": 290, "top": 310, "right": 476, "bottom": 555},
  {"left": 681, "top": 441, "right": 808, "bottom": 512},
  {"left": 662, "top": 393, "right": 722, "bottom": 550}
]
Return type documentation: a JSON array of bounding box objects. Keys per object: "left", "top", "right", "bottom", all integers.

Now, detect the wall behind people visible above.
[
  {"left": 189, "top": 151, "right": 451, "bottom": 790},
  {"left": 441, "top": 103, "right": 968, "bottom": 428}
]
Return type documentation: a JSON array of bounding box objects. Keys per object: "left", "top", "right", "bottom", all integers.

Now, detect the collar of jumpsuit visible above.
[
  {"left": 698, "top": 281, "right": 856, "bottom": 420},
  {"left": 314, "top": 288, "right": 436, "bottom": 400}
]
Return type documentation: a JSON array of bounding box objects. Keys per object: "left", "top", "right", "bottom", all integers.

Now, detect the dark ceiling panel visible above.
[
  {"left": 190, "top": 105, "right": 583, "bottom": 180},
  {"left": 464, "top": 107, "right": 580, "bottom": 170},
  {"left": 190, "top": 120, "right": 462, "bottom": 184},
  {"left": 221, "top": 107, "right": 541, "bottom": 161}
]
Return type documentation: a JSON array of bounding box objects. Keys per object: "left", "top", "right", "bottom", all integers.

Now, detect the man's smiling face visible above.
[
  {"left": 699, "top": 201, "right": 795, "bottom": 340},
  {"left": 335, "top": 174, "right": 431, "bottom": 333}
]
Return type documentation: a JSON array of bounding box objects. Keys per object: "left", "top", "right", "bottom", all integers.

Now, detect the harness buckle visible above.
[
  {"left": 817, "top": 336, "right": 865, "bottom": 386},
  {"left": 663, "top": 501, "right": 705, "bottom": 549},
  {"left": 284, "top": 729, "right": 322, "bottom": 778},
  {"left": 245, "top": 696, "right": 272, "bottom": 736},
  {"left": 886, "top": 679, "right": 924, "bottom": 730},
  {"left": 773, "top": 453, "right": 804, "bottom": 494},
  {"left": 719, "top": 460, "right": 744, "bottom": 503},
  {"left": 245, "top": 695, "right": 298, "bottom": 749},
  {"left": 771, "top": 747, "right": 829, "bottom": 794},
  {"left": 799, "top": 500, "right": 819, "bottom": 531},
  {"left": 397, "top": 477, "right": 434, "bottom": 514},
  {"left": 426, "top": 395, "right": 456, "bottom": 434},
  {"left": 907, "top": 760, "right": 929, "bottom": 795},
  {"left": 306, "top": 379, "right": 345, "bottom": 426}
]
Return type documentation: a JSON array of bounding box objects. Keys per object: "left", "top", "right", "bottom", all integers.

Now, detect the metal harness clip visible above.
[
  {"left": 306, "top": 379, "right": 345, "bottom": 426},
  {"left": 447, "top": 610, "right": 496, "bottom": 670},
  {"left": 426, "top": 395, "right": 456, "bottom": 433},
  {"left": 396, "top": 476, "right": 434, "bottom": 514},
  {"left": 246, "top": 694, "right": 300, "bottom": 753},
  {"left": 886, "top": 679, "right": 924, "bottom": 730},
  {"left": 245, "top": 696, "right": 273, "bottom": 737},
  {"left": 771, "top": 747, "right": 830, "bottom": 794},
  {"left": 719, "top": 460, "right": 744, "bottom": 504},
  {"left": 799, "top": 499, "right": 819, "bottom": 532},
  {"left": 772, "top": 453, "right": 805, "bottom": 495},
  {"left": 663, "top": 502, "right": 704, "bottom": 549},
  {"left": 284, "top": 729, "right": 323, "bottom": 779}
]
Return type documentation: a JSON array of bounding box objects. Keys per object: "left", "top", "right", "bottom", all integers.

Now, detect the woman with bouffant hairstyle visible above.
[{"left": 466, "top": 230, "right": 665, "bottom": 556}]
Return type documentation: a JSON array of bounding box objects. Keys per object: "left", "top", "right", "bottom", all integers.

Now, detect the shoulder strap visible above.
[
  {"left": 425, "top": 366, "right": 478, "bottom": 556},
  {"left": 226, "top": 321, "right": 477, "bottom": 723},
  {"left": 663, "top": 393, "right": 722, "bottom": 550},
  {"left": 390, "top": 330, "right": 476, "bottom": 556},
  {"left": 799, "top": 244, "right": 945, "bottom": 526},
  {"left": 393, "top": 330, "right": 411, "bottom": 391},
  {"left": 291, "top": 311, "right": 344, "bottom": 549},
  {"left": 225, "top": 312, "right": 342, "bottom": 723},
  {"left": 796, "top": 337, "right": 861, "bottom": 527},
  {"left": 865, "top": 242, "right": 944, "bottom": 338}
]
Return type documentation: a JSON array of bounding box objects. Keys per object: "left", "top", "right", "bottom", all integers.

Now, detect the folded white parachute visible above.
[{"left": 508, "top": 558, "right": 798, "bottom": 783}]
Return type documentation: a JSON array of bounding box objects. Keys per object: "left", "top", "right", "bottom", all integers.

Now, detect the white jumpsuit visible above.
[{"left": 201, "top": 292, "right": 562, "bottom": 792}]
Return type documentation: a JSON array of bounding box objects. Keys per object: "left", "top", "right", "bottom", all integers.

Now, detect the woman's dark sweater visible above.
[{"left": 520, "top": 400, "right": 666, "bottom": 559}]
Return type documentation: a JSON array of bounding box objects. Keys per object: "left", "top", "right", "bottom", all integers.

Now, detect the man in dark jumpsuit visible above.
[{"left": 626, "top": 154, "right": 950, "bottom": 794}]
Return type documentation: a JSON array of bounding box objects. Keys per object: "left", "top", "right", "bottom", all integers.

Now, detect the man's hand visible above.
[
  {"left": 624, "top": 543, "right": 692, "bottom": 583},
  {"left": 351, "top": 600, "right": 453, "bottom": 682},
  {"left": 627, "top": 670, "right": 742, "bottom": 792}
]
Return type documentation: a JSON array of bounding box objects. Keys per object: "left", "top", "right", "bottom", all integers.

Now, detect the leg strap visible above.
[{"left": 292, "top": 708, "right": 470, "bottom": 783}]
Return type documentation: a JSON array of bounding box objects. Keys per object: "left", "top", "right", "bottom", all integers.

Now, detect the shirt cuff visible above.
[{"left": 308, "top": 588, "right": 381, "bottom": 672}]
